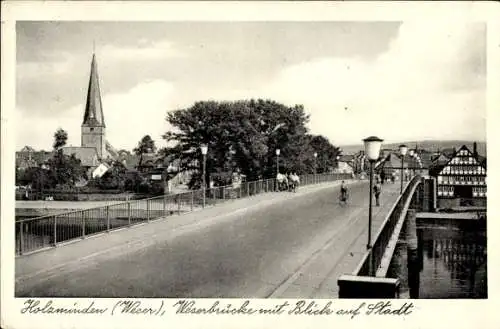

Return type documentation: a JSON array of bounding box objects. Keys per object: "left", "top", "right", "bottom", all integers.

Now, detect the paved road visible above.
[{"left": 16, "top": 180, "right": 401, "bottom": 298}]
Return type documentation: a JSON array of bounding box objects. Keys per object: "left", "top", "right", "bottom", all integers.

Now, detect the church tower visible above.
[{"left": 81, "top": 53, "right": 106, "bottom": 159}]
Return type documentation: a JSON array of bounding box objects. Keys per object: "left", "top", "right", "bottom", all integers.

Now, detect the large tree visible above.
[
  {"left": 95, "top": 160, "right": 127, "bottom": 190},
  {"left": 133, "top": 135, "right": 157, "bottom": 168},
  {"left": 53, "top": 128, "right": 68, "bottom": 150},
  {"left": 45, "top": 128, "right": 86, "bottom": 188},
  {"left": 163, "top": 99, "right": 336, "bottom": 188},
  {"left": 308, "top": 135, "right": 342, "bottom": 173},
  {"left": 47, "top": 152, "right": 86, "bottom": 188}
]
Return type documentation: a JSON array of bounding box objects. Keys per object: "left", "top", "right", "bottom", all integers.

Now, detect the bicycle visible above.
[{"left": 339, "top": 190, "right": 349, "bottom": 205}]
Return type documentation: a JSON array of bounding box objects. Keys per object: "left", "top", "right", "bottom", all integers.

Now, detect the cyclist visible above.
[{"left": 340, "top": 180, "right": 348, "bottom": 203}]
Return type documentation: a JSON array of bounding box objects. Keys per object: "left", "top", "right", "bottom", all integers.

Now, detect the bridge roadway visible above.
[{"left": 16, "top": 179, "right": 402, "bottom": 298}]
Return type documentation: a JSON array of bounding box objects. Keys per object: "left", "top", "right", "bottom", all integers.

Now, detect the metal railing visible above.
[
  {"left": 15, "top": 173, "right": 352, "bottom": 256},
  {"left": 354, "top": 175, "right": 422, "bottom": 277}
]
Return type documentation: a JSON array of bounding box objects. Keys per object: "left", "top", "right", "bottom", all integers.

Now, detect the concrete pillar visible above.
[
  {"left": 338, "top": 275, "right": 400, "bottom": 298},
  {"left": 406, "top": 209, "right": 420, "bottom": 298}
]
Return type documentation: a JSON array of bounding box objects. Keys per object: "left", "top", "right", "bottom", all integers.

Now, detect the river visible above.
[{"left": 388, "top": 215, "right": 487, "bottom": 299}]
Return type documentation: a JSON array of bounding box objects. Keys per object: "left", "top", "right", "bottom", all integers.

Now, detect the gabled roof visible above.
[
  {"left": 339, "top": 154, "right": 355, "bottom": 162},
  {"left": 381, "top": 153, "right": 409, "bottom": 168},
  {"left": 16, "top": 151, "right": 52, "bottom": 167},
  {"left": 20, "top": 146, "right": 36, "bottom": 152},
  {"left": 105, "top": 140, "right": 119, "bottom": 159},
  {"left": 62, "top": 146, "right": 99, "bottom": 167},
  {"left": 432, "top": 153, "right": 449, "bottom": 163},
  {"left": 82, "top": 54, "right": 105, "bottom": 127},
  {"left": 437, "top": 145, "right": 486, "bottom": 176}
]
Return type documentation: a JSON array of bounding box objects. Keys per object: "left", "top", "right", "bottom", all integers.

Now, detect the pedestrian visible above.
[
  {"left": 374, "top": 180, "right": 382, "bottom": 206},
  {"left": 380, "top": 171, "right": 386, "bottom": 185}
]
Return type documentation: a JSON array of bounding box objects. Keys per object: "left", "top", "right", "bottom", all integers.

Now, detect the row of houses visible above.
[{"left": 336, "top": 142, "right": 487, "bottom": 210}]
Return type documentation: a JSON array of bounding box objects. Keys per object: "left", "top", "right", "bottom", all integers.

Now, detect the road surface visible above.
[{"left": 16, "top": 180, "right": 401, "bottom": 298}]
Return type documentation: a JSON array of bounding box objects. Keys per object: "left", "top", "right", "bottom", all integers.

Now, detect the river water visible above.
[{"left": 388, "top": 216, "right": 487, "bottom": 299}]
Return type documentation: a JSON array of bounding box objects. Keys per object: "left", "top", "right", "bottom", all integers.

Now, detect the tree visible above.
[
  {"left": 133, "top": 135, "right": 157, "bottom": 168},
  {"left": 162, "top": 99, "right": 333, "bottom": 189},
  {"left": 308, "top": 135, "right": 342, "bottom": 173},
  {"left": 53, "top": 128, "right": 68, "bottom": 150},
  {"left": 47, "top": 153, "right": 86, "bottom": 188},
  {"left": 95, "top": 161, "right": 127, "bottom": 190}
]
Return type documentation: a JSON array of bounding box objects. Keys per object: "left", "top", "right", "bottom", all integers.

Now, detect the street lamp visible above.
[
  {"left": 408, "top": 149, "right": 415, "bottom": 177},
  {"left": 314, "top": 152, "right": 318, "bottom": 183},
  {"left": 412, "top": 152, "right": 418, "bottom": 176},
  {"left": 200, "top": 144, "right": 208, "bottom": 208},
  {"left": 275, "top": 149, "right": 280, "bottom": 176},
  {"left": 363, "top": 136, "right": 383, "bottom": 276},
  {"left": 399, "top": 144, "right": 408, "bottom": 194}
]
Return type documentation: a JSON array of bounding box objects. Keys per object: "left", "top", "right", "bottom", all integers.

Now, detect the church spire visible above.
[{"left": 82, "top": 53, "right": 105, "bottom": 127}]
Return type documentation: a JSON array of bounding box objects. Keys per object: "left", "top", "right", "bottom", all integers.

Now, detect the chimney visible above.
[{"left": 473, "top": 142, "right": 478, "bottom": 157}]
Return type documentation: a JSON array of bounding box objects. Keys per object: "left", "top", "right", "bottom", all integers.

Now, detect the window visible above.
[{"left": 90, "top": 128, "right": 94, "bottom": 132}]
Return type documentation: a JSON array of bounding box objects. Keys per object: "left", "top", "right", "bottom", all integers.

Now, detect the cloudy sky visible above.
[{"left": 16, "top": 21, "right": 486, "bottom": 151}]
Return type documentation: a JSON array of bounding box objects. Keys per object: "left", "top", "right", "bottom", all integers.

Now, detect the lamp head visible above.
[
  {"left": 200, "top": 144, "right": 208, "bottom": 155},
  {"left": 276, "top": 149, "right": 280, "bottom": 156},
  {"left": 313, "top": 152, "right": 317, "bottom": 158},
  {"left": 399, "top": 144, "right": 408, "bottom": 156},
  {"left": 363, "top": 136, "right": 384, "bottom": 161}
]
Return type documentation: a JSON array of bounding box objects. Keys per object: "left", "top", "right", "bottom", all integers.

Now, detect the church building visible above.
[{"left": 62, "top": 53, "right": 116, "bottom": 177}]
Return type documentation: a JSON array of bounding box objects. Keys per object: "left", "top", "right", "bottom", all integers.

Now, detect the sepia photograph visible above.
[{"left": 12, "top": 19, "right": 487, "bottom": 299}]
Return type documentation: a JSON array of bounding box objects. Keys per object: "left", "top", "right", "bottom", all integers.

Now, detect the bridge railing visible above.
[
  {"left": 354, "top": 175, "right": 422, "bottom": 277},
  {"left": 15, "top": 173, "right": 352, "bottom": 256}
]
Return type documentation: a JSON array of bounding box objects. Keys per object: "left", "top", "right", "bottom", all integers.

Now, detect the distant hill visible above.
[{"left": 339, "top": 140, "right": 487, "bottom": 157}]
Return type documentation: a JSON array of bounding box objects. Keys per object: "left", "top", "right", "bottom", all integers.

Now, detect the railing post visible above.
[
  {"left": 19, "top": 222, "right": 24, "bottom": 255},
  {"left": 106, "top": 206, "right": 110, "bottom": 232},
  {"left": 147, "top": 199, "right": 150, "bottom": 222},
  {"left": 222, "top": 186, "right": 226, "bottom": 200},
  {"left": 163, "top": 195, "right": 166, "bottom": 216},
  {"left": 127, "top": 202, "right": 131, "bottom": 226},
  {"left": 53, "top": 216, "right": 57, "bottom": 246},
  {"left": 82, "top": 211, "right": 86, "bottom": 239},
  {"left": 191, "top": 191, "right": 194, "bottom": 211}
]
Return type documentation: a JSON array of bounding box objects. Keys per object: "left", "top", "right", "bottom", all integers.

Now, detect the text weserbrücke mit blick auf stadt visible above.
[{"left": 20, "top": 299, "right": 414, "bottom": 318}]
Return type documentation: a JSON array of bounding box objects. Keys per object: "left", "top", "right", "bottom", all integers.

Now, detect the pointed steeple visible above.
[{"left": 82, "top": 53, "right": 105, "bottom": 127}]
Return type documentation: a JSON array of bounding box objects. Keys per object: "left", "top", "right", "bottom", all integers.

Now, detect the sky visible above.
[{"left": 16, "top": 21, "right": 486, "bottom": 151}]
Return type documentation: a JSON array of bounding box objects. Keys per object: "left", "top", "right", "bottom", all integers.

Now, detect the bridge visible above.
[{"left": 16, "top": 173, "right": 424, "bottom": 298}]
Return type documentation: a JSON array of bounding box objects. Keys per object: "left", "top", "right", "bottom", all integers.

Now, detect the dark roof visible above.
[
  {"left": 105, "top": 140, "right": 119, "bottom": 159},
  {"left": 441, "top": 147, "right": 456, "bottom": 157},
  {"left": 82, "top": 53, "right": 105, "bottom": 127},
  {"left": 339, "top": 155, "right": 355, "bottom": 162},
  {"left": 16, "top": 151, "right": 52, "bottom": 168},
  {"left": 20, "top": 146, "right": 36, "bottom": 152},
  {"left": 62, "top": 147, "right": 99, "bottom": 167},
  {"left": 432, "top": 153, "right": 449, "bottom": 163},
  {"left": 381, "top": 153, "right": 409, "bottom": 168}
]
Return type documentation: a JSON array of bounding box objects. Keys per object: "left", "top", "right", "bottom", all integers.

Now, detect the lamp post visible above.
[
  {"left": 412, "top": 153, "right": 418, "bottom": 176},
  {"left": 275, "top": 149, "right": 280, "bottom": 176},
  {"left": 399, "top": 144, "right": 408, "bottom": 194},
  {"left": 409, "top": 149, "right": 415, "bottom": 178},
  {"left": 200, "top": 144, "right": 208, "bottom": 208},
  {"left": 363, "top": 136, "right": 383, "bottom": 276},
  {"left": 314, "top": 152, "right": 318, "bottom": 183}
]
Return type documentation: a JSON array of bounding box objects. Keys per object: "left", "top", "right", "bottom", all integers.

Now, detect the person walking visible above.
[{"left": 374, "top": 179, "right": 382, "bottom": 206}]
